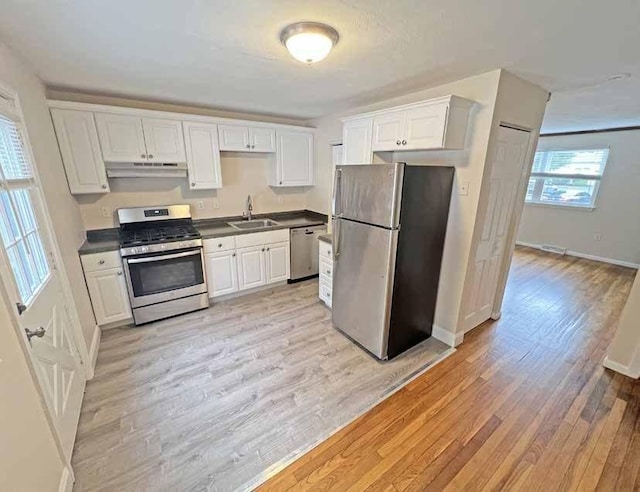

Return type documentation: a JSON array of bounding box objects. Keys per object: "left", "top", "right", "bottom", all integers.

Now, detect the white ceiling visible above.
[{"left": 1, "top": 0, "right": 639, "bottom": 132}]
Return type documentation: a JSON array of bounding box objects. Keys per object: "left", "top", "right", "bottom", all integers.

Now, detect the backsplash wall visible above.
[{"left": 77, "top": 152, "right": 309, "bottom": 229}]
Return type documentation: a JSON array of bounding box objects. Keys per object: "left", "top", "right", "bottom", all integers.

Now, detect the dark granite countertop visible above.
[
  {"left": 78, "top": 210, "right": 328, "bottom": 255},
  {"left": 318, "top": 233, "right": 332, "bottom": 245}
]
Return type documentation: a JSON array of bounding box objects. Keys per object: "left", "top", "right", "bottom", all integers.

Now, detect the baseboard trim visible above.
[
  {"left": 515, "top": 241, "right": 639, "bottom": 269},
  {"left": 87, "top": 324, "right": 101, "bottom": 380},
  {"left": 603, "top": 356, "right": 640, "bottom": 379},
  {"left": 58, "top": 467, "right": 73, "bottom": 492},
  {"left": 432, "top": 324, "right": 464, "bottom": 347}
]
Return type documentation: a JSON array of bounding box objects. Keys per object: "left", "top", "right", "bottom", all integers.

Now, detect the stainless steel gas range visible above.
[{"left": 118, "top": 205, "right": 208, "bottom": 325}]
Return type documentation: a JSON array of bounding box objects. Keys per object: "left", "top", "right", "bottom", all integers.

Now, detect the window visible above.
[
  {"left": 526, "top": 148, "right": 609, "bottom": 209},
  {"left": 0, "top": 114, "right": 50, "bottom": 303}
]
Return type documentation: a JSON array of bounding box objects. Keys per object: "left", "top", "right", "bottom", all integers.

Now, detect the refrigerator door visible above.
[
  {"left": 332, "top": 217, "right": 399, "bottom": 359},
  {"left": 334, "top": 163, "right": 405, "bottom": 229}
]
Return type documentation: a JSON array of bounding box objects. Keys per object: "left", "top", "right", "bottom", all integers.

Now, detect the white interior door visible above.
[
  {"left": 464, "top": 125, "right": 530, "bottom": 329},
  {"left": 0, "top": 111, "right": 85, "bottom": 461}
]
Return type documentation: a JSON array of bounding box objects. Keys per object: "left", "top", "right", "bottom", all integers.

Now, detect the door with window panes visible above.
[{"left": 0, "top": 100, "right": 85, "bottom": 460}]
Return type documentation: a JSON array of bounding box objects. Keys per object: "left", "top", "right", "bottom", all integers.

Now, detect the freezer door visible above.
[
  {"left": 334, "top": 163, "right": 405, "bottom": 228},
  {"left": 332, "top": 218, "right": 398, "bottom": 359}
]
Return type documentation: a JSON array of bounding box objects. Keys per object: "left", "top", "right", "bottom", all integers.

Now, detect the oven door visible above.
[{"left": 123, "top": 248, "right": 207, "bottom": 308}]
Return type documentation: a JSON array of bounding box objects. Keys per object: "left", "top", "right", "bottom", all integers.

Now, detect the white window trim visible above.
[{"left": 525, "top": 147, "right": 609, "bottom": 210}]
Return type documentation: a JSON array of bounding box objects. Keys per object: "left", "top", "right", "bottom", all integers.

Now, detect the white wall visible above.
[
  {"left": 518, "top": 130, "right": 640, "bottom": 267},
  {"left": 0, "top": 288, "right": 66, "bottom": 491},
  {"left": 309, "top": 70, "right": 503, "bottom": 342},
  {"left": 77, "top": 154, "right": 309, "bottom": 229},
  {"left": 605, "top": 273, "right": 640, "bottom": 378},
  {"left": 0, "top": 42, "right": 96, "bottom": 349}
]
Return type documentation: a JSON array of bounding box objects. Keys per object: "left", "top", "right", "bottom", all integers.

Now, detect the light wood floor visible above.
[
  {"left": 72, "top": 279, "right": 449, "bottom": 491},
  {"left": 260, "top": 247, "right": 639, "bottom": 491}
]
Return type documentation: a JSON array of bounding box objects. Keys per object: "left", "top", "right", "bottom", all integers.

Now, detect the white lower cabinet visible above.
[
  {"left": 81, "top": 251, "right": 131, "bottom": 326},
  {"left": 204, "top": 230, "right": 291, "bottom": 298},
  {"left": 237, "top": 245, "right": 267, "bottom": 290},
  {"left": 205, "top": 250, "right": 238, "bottom": 297},
  {"left": 318, "top": 241, "right": 333, "bottom": 308}
]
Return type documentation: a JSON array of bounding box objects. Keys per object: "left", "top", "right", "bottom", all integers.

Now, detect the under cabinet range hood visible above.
[{"left": 105, "top": 161, "right": 188, "bottom": 178}]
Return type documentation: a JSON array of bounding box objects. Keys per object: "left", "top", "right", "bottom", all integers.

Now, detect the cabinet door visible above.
[
  {"left": 95, "top": 113, "right": 147, "bottom": 162},
  {"left": 206, "top": 250, "right": 238, "bottom": 297},
  {"left": 273, "top": 130, "right": 314, "bottom": 186},
  {"left": 218, "top": 124, "right": 250, "bottom": 151},
  {"left": 236, "top": 245, "right": 266, "bottom": 290},
  {"left": 265, "top": 241, "right": 290, "bottom": 284},
  {"left": 371, "top": 111, "right": 405, "bottom": 151},
  {"left": 342, "top": 118, "right": 372, "bottom": 165},
  {"left": 249, "top": 127, "right": 276, "bottom": 152},
  {"left": 85, "top": 267, "right": 131, "bottom": 325},
  {"left": 50, "top": 109, "right": 109, "bottom": 194},
  {"left": 183, "top": 121, "right": 223, "bottom": 190},
  {"left": 142, "top": 118, "right": 186, "bottom": 163},
  {"left": 403, "top": 103, "right": 448, "bottom": 150}
]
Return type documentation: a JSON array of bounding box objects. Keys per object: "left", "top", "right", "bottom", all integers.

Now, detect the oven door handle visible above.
[{"left": 125, "top": 249, "right": 202, "bottom": 264}]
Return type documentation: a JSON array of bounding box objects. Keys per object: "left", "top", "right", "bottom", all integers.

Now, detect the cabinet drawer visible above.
[
  {"left": 319, "top": 243, "right": 333, "bottom": 261},
  {"left": 235, "top": 229, "right": 289, "bottom": 248},
  {"left": 203, "top": 236, "right": 236, "bottom": 253},
  {"left": 319, "top": 277, "right": 332, "bottom": 307},
  {"left": 319, "top": 258, "right": 333, "bottom": 279},
  {"left": 81, "top": 251, "right": 123, "bottom": 272}
]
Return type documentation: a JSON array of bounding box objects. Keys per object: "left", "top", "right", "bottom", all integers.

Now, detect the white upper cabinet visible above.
[
  {"left": 342, "top": 118, "right": 373, "bottom": 165},
  {"left": 218, "top": 124, "right": 276, "bottom": 152},
  {"left": 372, "top": 111, "right": 405, "bottom": 151},
  {"left": 95, "top": 113, "right": 185, "bottom": 162},
  {"left": 141, "top": 118, "right": 186, "bottom": 162},
  {"left": 218, "top": 124, "right": 250, "bottom": 151},
  {"left": 250, "top": 127, "right": 276, "bottom": 152},
  {"left": 50, "top": 109, "right": 109, "bottom": 194},
  {"left": 183, "top": 121, "right": 222, "bottom": 190},
  {"left": 272, "top": 129, "right": 314, "bottom": 187},
  {"left": 95, "top": 113, "right": 147, "bottom": 162},
  {"left": 343, "top": 95, "right": 473, "bottom": 155}
]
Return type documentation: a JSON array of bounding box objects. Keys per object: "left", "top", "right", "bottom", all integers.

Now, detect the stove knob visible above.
[
  {"left": 131, "top": 248, "right": 138, "bottom": 255},
  {"left": 141, "top": 246, "right": 149, "bottom": 253}
]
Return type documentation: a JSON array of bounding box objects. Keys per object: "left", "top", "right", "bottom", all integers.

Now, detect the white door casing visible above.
[{"left": 463, "top": 125, "right": 531, "bottom": 330}]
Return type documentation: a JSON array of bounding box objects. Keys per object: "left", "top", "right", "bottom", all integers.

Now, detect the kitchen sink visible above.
[{"left": 228, "top": 219, "right": 281, "bottom": 230}]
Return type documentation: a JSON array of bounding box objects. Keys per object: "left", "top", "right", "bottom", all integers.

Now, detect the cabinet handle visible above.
[
  {"left": 246, "top": 144, "right": 251, "bottom": 149},
  {"left": 402, "top": 140, "right": 407, "bottom": 145},
  {"left": 148, "top": 154, "right": 154, "bottom": 158},
  {"left": 262, "top": 248, "right": 265, "bottom": 252},
  {"left": 327, "top": 292, "right": 331, "bottom": 297},
  {"left": 141, "top": 154, "right": 146, "bottom": 158},
  {"left": 396, "top": 140, "right": 401, "bottom": 146},
  {"left": 279, "top": 181, "right": 283, "bottom": 185},
  {"left": 191, "top": 182, "right": 196, "bottom": 186},
  {"left": 218, "top": 243, "right": 223, "bottom": 248},
  {"left": 101, "top": 184, "right": 107, "bottom": 189},
  {"left": 266, "top": 247, "right": 270, "bottom": 251},
  {"left": 117, "top": 271, "right": 123, "bottom": 276},
  {"left": 251, "top": 145, "right": 255, "bottom": 149},
  {"left": 232, "top": 253, "right": 236, "bottom": 257},
  {"left": 98, "top": 259, "right": 105, "bottom": 265},
  {"left": 326, "top": 269, "right": 331, "bottom": 275}
]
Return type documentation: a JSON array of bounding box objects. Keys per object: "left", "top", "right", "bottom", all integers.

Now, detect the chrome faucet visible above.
[{"left": 245, "top": 195, "right": 253, "bottom": 221}]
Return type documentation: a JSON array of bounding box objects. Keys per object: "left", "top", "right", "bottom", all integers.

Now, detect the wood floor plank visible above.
[{"left": 261, "top": 248, "right": 638, "bottom": 492}]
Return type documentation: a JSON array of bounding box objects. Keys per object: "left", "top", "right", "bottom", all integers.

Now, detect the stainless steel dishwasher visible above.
[{"left": 289, "top": 224, "right": 327, "bottom": 281}]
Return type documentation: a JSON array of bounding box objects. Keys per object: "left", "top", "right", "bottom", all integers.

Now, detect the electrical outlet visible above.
[
  {"left": 277, "top": 196, "right": 284, "bottom": 205},
  {"left": 212, "top": 198, "right": 220, "bottom": 210},
  {"left": 100, "top": 206, "right": 110, "bottom": 218},
  {"left": 593, "top": 233, "right": 602, "bottom": 241},
  {"left": 196, "top": 200, "right": 205, "bottom": 210},
  {"left": 459, "top": 181, "right": 470, "bottom": 196}
]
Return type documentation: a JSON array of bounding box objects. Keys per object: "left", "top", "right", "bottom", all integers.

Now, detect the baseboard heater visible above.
[{"left": 540, "top": 244, "right": 567, "bottom": 255}]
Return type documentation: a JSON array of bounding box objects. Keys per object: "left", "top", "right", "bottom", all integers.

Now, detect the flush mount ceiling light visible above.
[{"left": 280, "top": 22, "right": 339, "bottom": 64}]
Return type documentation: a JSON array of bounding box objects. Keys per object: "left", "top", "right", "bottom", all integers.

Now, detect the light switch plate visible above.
[
  {"left": 212, "top": 198, "right": 220, "bottom": 209},
  {"left": 459, "top": 181, "right": 470, "bottom": 196},
  {"left": 196, "top": 200, "right": 205, "bottom": 210},
  {"left": 100, "top": 206, "right": 110, "bottom": 218}
]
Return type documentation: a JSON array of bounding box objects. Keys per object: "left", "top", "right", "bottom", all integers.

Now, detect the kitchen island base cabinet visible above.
[{"left": 81, "top": 251, "right": 131, "bottom": 326}]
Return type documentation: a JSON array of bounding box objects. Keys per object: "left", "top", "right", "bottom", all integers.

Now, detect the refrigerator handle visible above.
[
  {"left": 333, "top": 218, "right": 340, "bottom": 260},
  {"left": 332, "top": 168, "right": 342, "bottom": 218}
]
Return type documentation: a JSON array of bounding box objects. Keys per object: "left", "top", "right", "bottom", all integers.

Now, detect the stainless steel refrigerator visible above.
[{"left": 331, "top": 162, "right": 454, "bottom": 360}]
